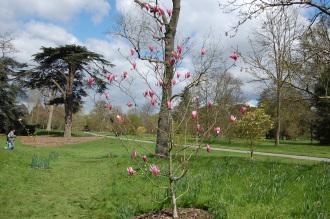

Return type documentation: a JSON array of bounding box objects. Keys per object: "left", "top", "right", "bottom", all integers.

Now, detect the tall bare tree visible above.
[
  {"left": 220, "top": 0, "right": 330, "bottom": 35},
  {"left": 243, "top": 10, "right": 302, "bottom": 145}
]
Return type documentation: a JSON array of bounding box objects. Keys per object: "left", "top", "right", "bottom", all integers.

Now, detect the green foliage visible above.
[
  {"left": 25, "top": 45, "right": 112, "bottom": 109},
  {"left": 0, "top": 56, "right": 27, "bottom": 133},
  {"left": 259, "top": 86, "right": 316, "bottom": 140},
  {"left": 235, "top": 108, "right": 273, "bottom": 145},
  {"left": 136, "top": 126, "right": 147, "bottom": 135},
  {"left": 235, "top": 108, "right": 273, "bottom": 157}
]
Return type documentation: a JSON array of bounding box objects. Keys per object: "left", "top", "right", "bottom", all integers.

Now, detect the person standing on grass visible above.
[{"left": 6, "top": 130, "right": 16, "bottom": 150}]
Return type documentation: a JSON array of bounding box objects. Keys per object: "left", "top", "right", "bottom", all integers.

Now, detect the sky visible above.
[{"left": 0, "top": 0, "right": 276, "bottom": 112}]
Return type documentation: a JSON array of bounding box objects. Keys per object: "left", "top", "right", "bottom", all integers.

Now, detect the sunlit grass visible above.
[{"left": 0, "top": 136, "right": 329, "bottom": 218}]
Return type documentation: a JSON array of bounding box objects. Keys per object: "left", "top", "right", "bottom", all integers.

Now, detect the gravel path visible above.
[{"left": 87, "top": 132, "right": 330, "bottom": 163}]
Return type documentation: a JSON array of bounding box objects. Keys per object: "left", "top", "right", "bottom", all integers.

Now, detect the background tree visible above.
[
  {"left": 0, "top": 33, "right": 27, "bottom": 133},
  {"left": 313, "top": 69, "right": 330, "bottom": 145},
  {"left": 243, "top": 10, "right": 302, "bottom": 145},
  {"left": 220, "top": 0, "right": 330, "bottom": 35},
  {"left": 235, "top": 107, "right": 273, "bottom": 158},
  {"left": 197, "top": 71, "right": 243, "bottom": 140},
  {"left": 259, "top": 86, "right": 316, "bottom": 140},
  {"left": 25, "top": 45, "right": 112, "bottom": 137},
  {"left": 294, "top": 18, "right": 330, "bottom": 99}
]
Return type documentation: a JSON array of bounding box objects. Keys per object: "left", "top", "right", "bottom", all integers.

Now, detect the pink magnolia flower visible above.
[
  {"left": 214, "top": 127, "right": 221, "bottom": 135},
  {"left": 116, "top": 115, "right": 124, "bottom": 124},
  {"left": 105, "top": 103, "right": 112, "bottom": 110},
  {"left": 107, "top": 74, "right": 116, "bottom": 83},
  {"left": 193, "top": 96, "right": 200, "bottom": 102},
  {"left": 206, "top": 144, "right": 211, "bottom": 153},
  {"left": 192, "top": 111, "right": 198, "bottom": 119},
  {"left": 240, "top": 106, "right": 247, "bottom": 114},
  {"left": 159, "top": 25, "right": 163, "bottom": 33},
  {"left": 143, "top": 90, "right": 149, "bottom": 97},
  {"left": 156, "top": 79, "right": 164, "bottom": 86},
  {"left": 176, "top": 72, "right": 181, "bottom": 78},
  {"left": 148, "top": 45, "right": 154, "bottom": 52},
  {"left": 127, "top": 167, "right": 135, "bottom": 175},
  {"left": 150, "top": 98, "right": 157, "bottom": 106},
  {"left": 185, "top": 72, "right": 192, "bottom": 79},
  {"left": 131, "top": 150, "right": 138, "bottom": 159},
  {"left": 167, "top": 9, "right": 173, "bottom": 16},
  {"left": 150, "top": 164, "right": 160, "bottom": 176},
  {"left": 127, "top": 101, "right": 133, "bottom": 108},
  {"left": 208, "top": 101, "right": 213, "bottom": 108},
  {"left": 144, "top": 3, "right": 150, "bottom": 11},
  {"left": 150, "top": 5, "right": 158, "bottom": 13},
  {"left": 200, "top": 48, "right": 206, "bottom": 56},
  {"left": 169, "top": 58, "right": 176, "bottom": 66},
  {"left": 122, "top": 71, "right": 128, "bottom": 79},
  {"left": 87, "top": 77, "right": 95, "bottom": 87},
  {"left": 177, "top": 45, "right": 183, "bottom": 55},
  {"left": 142, "top": 155, "right": 148, "bottom": 162},
  {"left": 229, "top": 52, "right": 239, "bottom": 61},
  {"left": 130, "top": 48, "right": 135, "bottom": 56},
  {"left": 104, "top": 91, "right": 109, "bottom": 99},
  {"left": 158, "top": 7, "right": 165, "bottom": 16},
  {"left": 167, "top": 100, "right": 173, "bottom": 110},
  {"left": 171, "top": 79, "right": 177, "bottom": 86},
  {"left": 148, "top": 90, "right": 155, "bottom": 97},
  {"left": 171, "top": 51, "right": 179, "bottom": 59},
  {"left": 131, "top": 62, "right": 137, "bottom": 70},
  {"left": 229, "top": 115, "right": 237, "bottom": 123}
]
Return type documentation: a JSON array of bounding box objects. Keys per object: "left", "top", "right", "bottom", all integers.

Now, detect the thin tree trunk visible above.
[
  {"left": 155, "top": 0, "right": 181, "bottom": 157},
  {"left": 275, "top": 85, "right": 281, "bottom": 146},
  {"left": 169, "top": 136, "right": 178, "bottom": 218},
  {"left": 46, "top": 104, "right": 54, "bottom": 131},
  {"left": 170, "top": 179, "right": 178, "bottom": 218},
  {"left": 64, "top": 68, "right": 74, "bottom": 138}
]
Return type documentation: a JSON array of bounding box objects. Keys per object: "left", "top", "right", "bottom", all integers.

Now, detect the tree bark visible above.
[
  {"left": 156, "top": 89, "right": 171, "bottom": 156},
  {"left": 64, "top": 67, "right": 74, "bottom": 138},
  {"left": 275, "top": 85, "right": 281, "bottom": 146},
  {"left": 46, "top": 91, "right": 55, "bottom": 131},
  {"left": 46, "top": 104, "right": 54, "bottom": 131},
  {"left": 155, "top": 0, "right": 181, "bottom": 157}
]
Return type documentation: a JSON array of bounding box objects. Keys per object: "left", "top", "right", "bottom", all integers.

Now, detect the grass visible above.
[{"left": 0, "top": 135, "right": 329, "bottom": 218}]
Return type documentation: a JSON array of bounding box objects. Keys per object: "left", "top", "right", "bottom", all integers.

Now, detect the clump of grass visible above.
[
  {"left": 31, "top": 152, "right": 59, "bottom": 169},
  {"left": 31, "top": 155, "right": 50, "bottom": 169}
]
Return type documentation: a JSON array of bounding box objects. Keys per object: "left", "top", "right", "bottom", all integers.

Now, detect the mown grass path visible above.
[{"left": 86, "top": 132, "right": 330, "bottom": 163}]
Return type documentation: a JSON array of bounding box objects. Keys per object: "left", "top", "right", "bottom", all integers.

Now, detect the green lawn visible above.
[{"left": 0, "top": 136, "right": 329, "bottom": 218}]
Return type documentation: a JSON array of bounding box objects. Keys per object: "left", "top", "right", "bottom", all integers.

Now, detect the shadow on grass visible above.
[{"left": 35, "top": 130, "right": 91, "bottom": 137}]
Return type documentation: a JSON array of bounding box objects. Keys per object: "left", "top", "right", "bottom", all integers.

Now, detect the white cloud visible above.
[
  {"left": 0, "top": 0, "right": 111, "bottom": 29},
  {"left": 12, "top": 21, "right": 80, "bottom": 63}
]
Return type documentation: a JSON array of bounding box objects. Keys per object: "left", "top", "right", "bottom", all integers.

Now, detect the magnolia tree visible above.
[
  {"left": 235, "top": 107, "right": 273, "bottom": 158},
  {"left": 87, "top": 0, "right": 241, "bottom": 217},
  {"left": 112, "top": 0, "right": 240, "bottom": 157}
]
